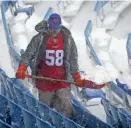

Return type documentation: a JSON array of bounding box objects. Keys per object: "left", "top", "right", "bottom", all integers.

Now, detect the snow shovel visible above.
[{"left": 25, "top": 74, "right": 76, "bottom": 84}]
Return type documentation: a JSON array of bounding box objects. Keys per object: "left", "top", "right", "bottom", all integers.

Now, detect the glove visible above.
[
  {"left": 16, "top": 64, "right": 27, "bottom": 79},
  {"left": 73, "top": 72, "right": 85, "bottom": 87},
  {"left": 85, "top": 80, "right": 110, "bottom": 89}
]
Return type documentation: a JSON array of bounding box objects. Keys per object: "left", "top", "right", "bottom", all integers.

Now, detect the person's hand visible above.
[
  {"left": 16, "top": 64, "right": 27, "bottom": 79},
  {"left": 84, "top": 80, "right": 110, "bottom": 89},
  {"left": 92, "top": 82, "right": 110, "bottom": 89},
  {"left": 73, "top": 72, "right": 85, "bottom": 87}
]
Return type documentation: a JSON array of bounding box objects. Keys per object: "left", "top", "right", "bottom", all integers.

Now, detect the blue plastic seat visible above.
[
  {"left": 8, "top": 100, "right": 24, "bottom": 128},
  {"left": 6, "top": 78, "right": 18, "bottom": 103},
  {"left": 22, "top": 108, "right": 37, "bottom": 128},
  {"left": 0, "top": 69, "right": 7, "bottom": 77},
  {"left": 101, "top": 98, "right": 116, "bottom": 126},
  {"left": 63, "top": 117, "right": 83, "bottom": 128},
  {"left": 11, "top": 78, "right": 31, "bottom": 95},
  {"left": 38, "top": 101, "right": 51, "bottom": 122},
  {"left": 50, "top": 109, "right": 63, "bottom": 128},
  {"left": 0, "top": 94, "right": 11, "bottom": 124},
  {"left": 0, "top": 120, "right": 11, "bottom": 128},
  {"left": 127, "top": 117, "right": 131, "bottom": 128},
  {"left": 118, "top": 108, "right": 130, "bottom": 128},
  {"left": 24, "top": 92, "right": 39, "bottom": 117},
  {"left": 13, "top": 86, "right": 28, "bottom": 109},
  {"left": 109, "top": 103, "right": 122, "bottom": 128},
  {"left": 0, "top": 75, "right": 11, "bottom": 99},
  {"left": 36, "top": 118, "right": 54, "bottom": 128},
  {"left": 14, "top": 6, "right": 34, "bottom": 16},
  {"left": 11, "top": 78, "right": 29, "bottom": 93},
  {"left": 81, "top": 88, "right": 105, "bottom": 100},
  {"left": 72, "top": 102, "right": 89, "bottom": 127}
]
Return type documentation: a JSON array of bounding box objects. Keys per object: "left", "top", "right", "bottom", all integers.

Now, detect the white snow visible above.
[
  {"left": 8, "top": 13, "right": 29, "bottom": 52},
  {"left": 82, "top": 65, "right": 111, "bottom": 84},
  {"left": 103, "top": 1, "right": 131, "bottom": 30},
  {"left": 0, "top": 22, "right": 15, "bottom": 77}
]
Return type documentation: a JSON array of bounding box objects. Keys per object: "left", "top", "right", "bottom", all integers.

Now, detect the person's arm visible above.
[
  {"left": 69, "top": 36, "right": 79, "bottom": 74},
  {"left": 73, "top": 72, "right": 109, "bottom": 89},
  {"left": 20, "top": 35, "right": 40, "bottom": 65},
  {"left": 69, "top": 36, "right": 109, "bottom": 89},
  {"left": 16, "top": 35, "right": 40, "bottom": 79}
]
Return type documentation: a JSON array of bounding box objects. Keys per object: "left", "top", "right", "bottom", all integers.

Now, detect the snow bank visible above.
[
  {"left": 8, "top": 13, "right": 29, "bottom": 52},
  {"left": 97, "top": 51, "right": 110, "bottom": 63},
  {"left": 103, "top": 1, "right": 131, "bottom": 30},
  {"left": 109, "top": 37, "right": 128, "bottom": 73},
  {"left": 82, "top": 65, "right": 111, "bottom": 85},
  {"left": 104, "top": 62, "right": 120, "bottom": 80},
  {"left": 62, "top": 1, "right": 84, "bottom": 17},
  {"left": 91, "top": 28, "right": 111, "bottom": 51}
]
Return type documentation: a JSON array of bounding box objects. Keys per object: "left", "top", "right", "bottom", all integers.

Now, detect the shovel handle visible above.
[
  {"left": 25, "top": 74, "right": 76, "bottom": 84},
  {"left": 25, "top": 74, "right": 32, "bottom": 78}
]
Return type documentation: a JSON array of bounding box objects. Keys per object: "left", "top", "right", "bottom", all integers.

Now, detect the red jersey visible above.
[{"left": 36, "top": 32, "right": 70, "bottom": 91}]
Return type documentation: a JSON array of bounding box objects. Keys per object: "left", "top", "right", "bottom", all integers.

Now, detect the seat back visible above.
[
  {"left": 50, "top": 109, "right": 63, "bottom": 128},
  {"left": 13, "top": 86, "right": 28, "bottom": 109},
  {"left": 118, "top": 108, "right": 130, "bottom": 128},
  {"left": 22, "top": 109, "right": 37, "bottom": 128},
  {"left": 8, "top": 100, "right": 24, "bottom": 128},
  {"left": 36, "top": 118, "right": 54, "bottom": 128},
  {"left": 0, "top": 120, "right": 11, "bottom": 128},
  {"left": 6, "top": 79, "right": 18, "bottom": 103},
  {"left": 24, "top": 93, "right": 39, "bottom": 117},
  {"left": 38, "top": 101, "right": 51, "bottom": 122},
  {"left": 0, "top": 94, "right": 10, "bottom": 124}
]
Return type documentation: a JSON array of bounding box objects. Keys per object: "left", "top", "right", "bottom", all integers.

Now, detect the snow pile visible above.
[
  {"left": 91, "top": 27, "right": 111, "bottom": 51},
  {"left": 82, "top": 65, "right": 111, "bottom": 85},
  {"left": 103, "top": 1, "right": 131, "bottom": 30},
  {"left": 109, "top": 37, "right": 128, "bottom": 73},
  {"left": 104, "top": 62, "right": 120, "bottom": 80},
  {"left": 97, "top": 51, "right": 110, "bottom": 63},
  {"left": 58, "top": 1, "right": 84, "bottom": 17},
  {"left": 63, "top": 1, "right": 84, "bottom": 17},
  {"left": 8, "top": 13, "right": 29, "bottom": 53}
]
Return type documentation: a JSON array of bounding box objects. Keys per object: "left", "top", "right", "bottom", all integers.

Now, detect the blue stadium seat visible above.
[
  {"left": 81, "top": 88, "right": 105, "bottom": 100},
  {"left": 8, "top": 100, "right": 25, "bottom": 128},
  {"left": 0, "top": 75, "right": 11, "bottom": 99},
  {"left": 72, "top": 97, "right": 112, "bottom": 128},
  {"left": 127, "top": 117, "right": 131, "bottom": 128},
  {"left": 101, "top": 98, "right": 116, "bottom": 126},
  {"left": 22, "top": 108, "right": 37, "bottom": 128},
  {"left": 13, "top": 86, "right": 28, "bottom": 109},
  {"left": 24, "top": 92, "right": 39, "bottom": 117},
  {"left": 0, "top": 68, "right": 7, "bottom": 76},
  {"left": 72, "top": 102, "right": 89, "bottom": 127},
  {"left": 14, "top": 6, "right": 34, "bottom": 16},
  {"left": 109, "top": 103, "right": 122, "bottom": 128},
  {"left": 50, "top": 109, "right": 63, "bottom": 128},
  {"left": 0, "top": 120, "right": 11, "bottom": 128},
  {"left": 36, "top": 117, "right": 54, "bottom": 128},
  {"left": 11, "top": 78, "right": 30, "bottom": 94},
  {"left": 63, "top": 117, "right": 83, "bottom": 128},
  {"left": 38, "top": 101, "right": 51, "bottom": 122},
  {"left": 6, "top": 78, "right": 18, "bottom": 103},
  {"left": 118, "top": 108, "right": 130, "bottom": 128},
  {"left": 0, "top": 94, "right": 11, "bottom": 124}
]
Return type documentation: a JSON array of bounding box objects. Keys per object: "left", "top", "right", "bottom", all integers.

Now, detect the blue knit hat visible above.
[{"left": 48, "top": 13, "right": 61, "bottom": 29}]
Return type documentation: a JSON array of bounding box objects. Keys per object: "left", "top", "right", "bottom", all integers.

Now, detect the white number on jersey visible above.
[{"left": 46, "top": 50, "right": 64, "bottom": 66}]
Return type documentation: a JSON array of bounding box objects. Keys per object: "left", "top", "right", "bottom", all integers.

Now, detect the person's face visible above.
[{"left": 48, "top": 27, "right": 61, "bottom": 38}]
